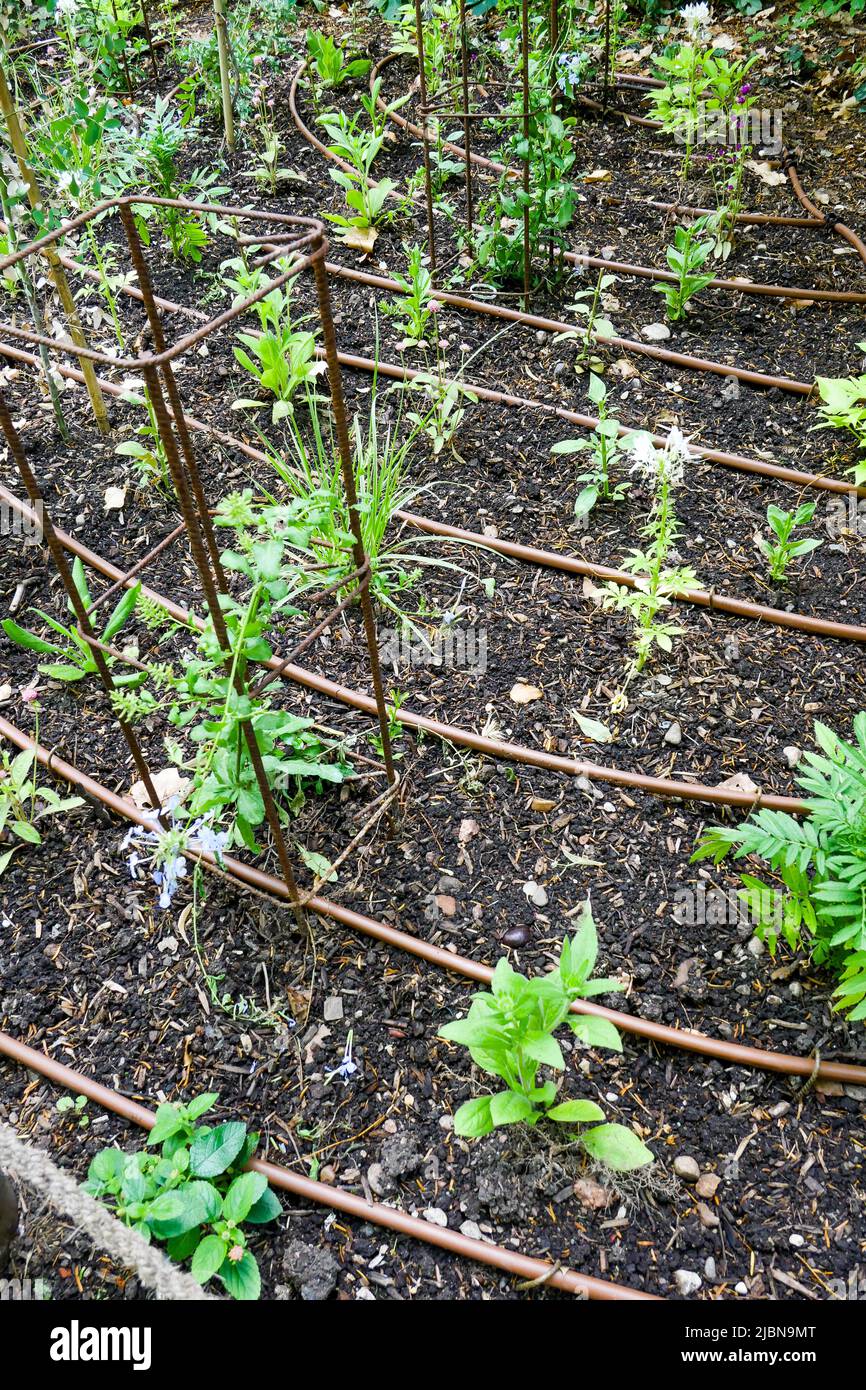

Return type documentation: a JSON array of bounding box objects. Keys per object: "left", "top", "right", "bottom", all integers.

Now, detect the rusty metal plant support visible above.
[
  {"left": 5, "top": 714, "right": 866, "bottom": 1089},
  {"left": 413, "top": 0, "right": 437, "bottom": 270},
  {"left": 366, "top": 52, "right": 866, "bottom": 272},
  {"left": 0, "top": 196, "right": 398, "bottom": 927}
]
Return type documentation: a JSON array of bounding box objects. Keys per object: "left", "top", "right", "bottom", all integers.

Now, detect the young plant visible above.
[
  {"left": 758, "top": 502, "right": 823, "bottom": 582},
  {"left": 551, "top": 373, "right": 630, "bottom": 520},
  {"left": 318, "top": 106, "right": 397, "bottom": 249},
  {"left": 84, "top": 1092, "right": 281, "bottom": 1300},
  {"left": 813, "top": 346, "right": 866, "bottom": 485},
  {"left": 602, "top": 429, "right": 698, "bottom": 677},
  {"left": 2, "top": 560, "right": 142, "bottom": 686},
  {"left": 230, "top": 269, "right": 326, "bottom": 423},
  {"left": 246, "top": 81, "right": 303, "bottom": 194},
  {"left": 562, "top": 270, "right": 617, "bottom": 367},
  {"left": 116, "top": 385, "right": 172, "bottom": 492},
  {"left": 382, "top": 244, "right": 436, "bottom": 348},
  {"left": 438, "top": 900, "right": 653, "bottom": 1170},
  {"left": 0, "top": 742, "right": 83, "bottom": 875},
  {"left": 306, "top": 29, "right": 371, "bottom": 90},
  {"left": 694, "top": 712, "right": 866, "bottom": 1021},
  {"left": 653, "top": 222, "right": 716, "bottom": 321},
  {"left": 267, "top": 384, "right": 467, "bottom": 625}
]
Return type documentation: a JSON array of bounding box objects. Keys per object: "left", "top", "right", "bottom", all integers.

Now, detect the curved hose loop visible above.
[
  {"left": 0, "top": 716, "right": 864, "bottom": 1087},
  {"left": 365, "top": 53, "right": 866, "bottom": 268},
  {"left": 292, "top": 59, "right": 864, "bottom": 304},
  {"left": 0, "top": 1029, "right": 653, "bottom": 1300}
]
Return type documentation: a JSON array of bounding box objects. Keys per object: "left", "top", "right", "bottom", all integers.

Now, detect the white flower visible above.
[
  {"left": 630, "top": 427, "right": 691, "bottom": 488},
  {"left": 55, "top": 0, "right": 79, "bottom": 16},
  {"left": 680, "top": 3, "right": 711, "bottom": 37}
]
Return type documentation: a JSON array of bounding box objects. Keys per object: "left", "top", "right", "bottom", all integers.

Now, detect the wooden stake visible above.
[{"left": 0, "top": 61, "right": 110, "bottom": 435}]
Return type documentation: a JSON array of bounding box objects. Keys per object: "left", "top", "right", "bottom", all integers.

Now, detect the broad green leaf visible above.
[
  {"left": 489, "top": 1090, "right": 535, "bottom": 1127},
  {"left": 568, "top": 1014, "right": 623, "bottom": 1052},
  {"left": 189, "top": 1121, "right": 247, "bottom": 1178},
  {"left": 581, "top": 1122, "right": 653, "bottom": 1171},
  {"left": 546, "top": 1099, "right": 605, "bottom": 1123},
  {"left": 191, "top": 1234, "right": 229, "bottom": 1285},
  {"left": 452, "top": 1096, "right": 494, "bottom": 1137},
  {"left": 222, "top": 1170, "right": 268, "bottom": 1224},
  {"left": 246, "top": 1185, "right": 282, "bottom": 1224},
  {"left": 220, "top": 1250, "right": 261, "bottom": 1301}
]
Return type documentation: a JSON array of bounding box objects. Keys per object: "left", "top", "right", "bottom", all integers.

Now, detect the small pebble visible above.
[
  {"left": 673, "top": 1155, "right": 701, "bottom": 1182},
  {"left": 674, "top": 1269, "right": 702, "bottom": 1296}
]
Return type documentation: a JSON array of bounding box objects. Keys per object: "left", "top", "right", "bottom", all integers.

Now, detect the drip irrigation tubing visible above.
[
  {"left": 0, "top": 1027, "right": 652, "bottom": 1300},
  {"left": 0, "top": 479, "right": 808, "bottom": 816},
  {"left": 397, "top": 510, "right": 866, "bottom": 644},
  {"left": 2, "top": 335, "right": 863, "bottom": 650},
  {"left": 267, "top": 211, "right": 817, "bottom": 400},
  {"left": 291, "top": 61, "right": 866, "bottom": 316},
  {"left": 4, "top": 321, "right": 861, "bottom": 505},
  {"left": 1, "top": 713, "right": 864, "bottom": 1088},
  {"left": 362, "top": 55, "right": 866, "bottom": 269},
  {"left": 329, "top": 346, "right": 866, "bottom": 498}
]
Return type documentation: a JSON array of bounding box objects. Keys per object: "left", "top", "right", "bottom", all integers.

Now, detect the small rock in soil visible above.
[
  {"left": 674, "top": 1270, "right": 702, "bottom": 1296},
  {"left": 673, "top": 1156, "right": 701, "bottom": 1182},
  {"left": 282, "top": 1240, "right": 340, "bottom": 1301},
  {"left": 695, "top": 1172, "right": 721, "bottom": 1199}
]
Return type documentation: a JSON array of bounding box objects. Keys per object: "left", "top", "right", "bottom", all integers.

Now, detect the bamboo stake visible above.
[
  {"left": 213, "top": 0, "right": 235, "bottom": 152},
  {"left": 0, "top": 61, "right": 110, "bottom": 434}
]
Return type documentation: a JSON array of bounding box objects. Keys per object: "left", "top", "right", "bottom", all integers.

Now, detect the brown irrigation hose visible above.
[
  {"left": 2, "top": 333, "right": 862, "bottom": 646},
  {"left": 332, "top": 346, "right": 866, "bottom": 499},
  {"left": 397, "top": 510, "right": 866, "bottom": 644},
  {"left": 0, "top": 480, "right": 807, "bottom": 817},
  {"left": 291, "top": 62, "right": 865, "bottom": 313},
  {"left": 1, "top": 715, "right": 864, "bottom": 1085},
  {"left": 3, "top": 322, "right": 861, "bottom": 506},
  {"left": 365, "top": 55, "right": 866, "bottom": 269},
  {"left": 298, "top": 249, "right": 818, "bottom": 398},
  {"left": 0, "top": 1030, "right": 650, "bottom": 1299}
]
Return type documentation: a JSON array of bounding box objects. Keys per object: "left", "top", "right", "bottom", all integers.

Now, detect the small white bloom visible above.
[
  {"left": 55, "top": 0, "right": 79, "bottom": 16},
  {"left": 680, "top": 2, "right": 711, "bottom": 37}
]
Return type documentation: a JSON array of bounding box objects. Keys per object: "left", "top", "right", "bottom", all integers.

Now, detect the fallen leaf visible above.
[
  {"left": 530, "top": 797, "right": 557, "bottom": 813},
  {"left": 716, "top": 772, "right": 759, "bottom": 796},
  {"left": 342, "top": 225, "right": 378, "bottom": 254},
  {"left": 510, "top": 682, "right": 543, "bottom": 704},
  {"left": 574, "top": 1177, "right": 613, "bottom": 1209},
  {"left": 583, "top": 168, "right": 611, "bottom": 183},
  {"left": 572, "top": 712, "right": 614, "bottom": 743},
  {"left": 746, "top": 159, "right": 787, "bottom": 187},
  {"left": 128, "top": 766, "right": 189, "bottom": 809},
  {"left": 458, "top": 817, "right": 480, "bottom": 844}
]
